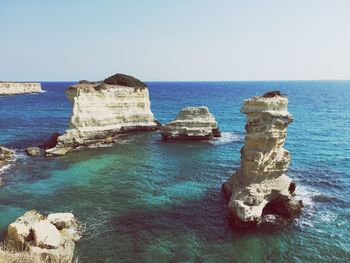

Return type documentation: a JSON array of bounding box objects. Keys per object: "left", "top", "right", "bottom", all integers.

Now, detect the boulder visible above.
[
  {"left": 160, "top": 106, "right": 221, "bottom": 140},
  {"left": 26, "top": 147, "right": 42, "bottom": 156},
  {"left": 32, "top": 220, "right": 62, "bottom": 249},
  {"left": 4, "top": 210, "right": 81, "bottom": 262},
  {"left": 48, "top": 213, "right": 75, "bottom": 229},
  {"left": 222, "top": 91, "right": 303, "bottom": 227}
]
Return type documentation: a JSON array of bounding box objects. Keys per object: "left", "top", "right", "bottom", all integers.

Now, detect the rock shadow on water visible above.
[{"left": 111, "top": 189, "right": 292, "bottom": 246}]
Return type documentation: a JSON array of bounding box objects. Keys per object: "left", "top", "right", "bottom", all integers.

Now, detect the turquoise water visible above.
[{"left": 0, "top": 81, "right": 349, "bottom": 262}]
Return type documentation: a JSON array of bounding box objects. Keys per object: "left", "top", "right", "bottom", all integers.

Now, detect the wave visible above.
[{"left": 212, "top": 132, "right": 243, "bottom": 145}]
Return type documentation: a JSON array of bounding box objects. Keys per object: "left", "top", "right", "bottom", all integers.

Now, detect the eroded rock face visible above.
[
  {"left": 46, "top": 74, "right": 159, "bottom": 156},
  {"left": 222, "top": 91, "right": 302, "bottom": 227},
  {"left": 5, "top": 210, "right": 81, "bottom": 263},
  {"left": 0, "top": 82, "right": 42, "bottom": 95},
  {"left": 160, "top": 107, "right": 221, "bottom": 140}
]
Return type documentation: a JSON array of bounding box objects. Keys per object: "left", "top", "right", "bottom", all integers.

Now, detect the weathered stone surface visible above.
[
  {"left": 4, "top": 210, "right": 81, "bottom": 262},
  {"left": 46, "top": 73, "right": 159, "bottom": 155},
  {"left": 48, "top": 213, "right": 75, "bottom": 229},
  {"left": 32, "top": 220, "right": 62, "bottom": 249},
  {"left": 160, "top": 106, "right": 221, "bottom": 140},
  {"left": 26, "top": 147, "right": 42, "bottom": 157},
  {"left": 0, "top": 82, "right": 42, "bottom": 95},
  {"left": 222, "top": 91, "right": 302, "bottom": 227}
]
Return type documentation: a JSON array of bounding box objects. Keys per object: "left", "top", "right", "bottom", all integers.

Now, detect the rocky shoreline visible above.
[
  {"left": 0, "top": 74, "right": 304, "bottom": 261},
  {"left": 0, "top": 82, "right": 42, "bottom": 95}
]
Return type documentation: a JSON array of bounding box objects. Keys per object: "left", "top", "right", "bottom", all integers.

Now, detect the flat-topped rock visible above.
[
  {"left": 160, "top": 106, "right": 221, "bottom": 140},
  {"left": 46, "top": 73, "right": 159, "bottom": 156},
  {"left": 4, "top": 210, "right": 81, "bottom": 262},
  {"left": 222, "top": 91, "right": 302, "bottom": 227},
  {"left": 0, "top": 82, "right": 42, "bottom": 95}
]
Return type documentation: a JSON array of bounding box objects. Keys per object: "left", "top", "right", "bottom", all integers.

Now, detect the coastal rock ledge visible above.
[
  {"left": 0, "top": 82, "right": 42, "bottom": 95},
  {"left": 3, "top": 210, "right": 81, "bottom": 263},
  {"left": 222, "top": 91, "right": 303, "bottom": 227},
  {"left": 46, "top": 73, "right": 160, "bottom": 156},
  {"left": 160, "top": 106, "right": 221, "bottom": 140}
]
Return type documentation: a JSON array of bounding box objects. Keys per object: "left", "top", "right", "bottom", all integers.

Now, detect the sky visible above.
[{"left": 0, "top": 0, "right": 350, "bottom": 81}]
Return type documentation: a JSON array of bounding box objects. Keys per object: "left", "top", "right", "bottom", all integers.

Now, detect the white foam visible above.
[{"left": 212, "top": 132, "right": 243, "bottom": 145}]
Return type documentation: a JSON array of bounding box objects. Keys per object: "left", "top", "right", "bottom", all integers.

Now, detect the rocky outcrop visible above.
[
  {"left": 222, "top": 91, "right": 302, "bottom": 227},
  {"left": 46, "top": 74, "right": 159, "bottom": 156},
  {"left": 0, "top": 82, "right": 42, "bottom": 95},
  {"left": 26, "top": 147, "right": 42, "bottom": 157},
  {"left": 160, "top": 106, "right": 221, "bottom": 140},
  {"left": 0, "top": 146, "right": 15, "bottom": 182},
  {"left": 4, "top": 210, "right": 81, "bottom": 263}
]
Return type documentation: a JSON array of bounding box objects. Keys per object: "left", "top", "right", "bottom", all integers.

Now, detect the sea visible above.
[{"left": 0, "top": 81, "right": 349, "bottom": 262}]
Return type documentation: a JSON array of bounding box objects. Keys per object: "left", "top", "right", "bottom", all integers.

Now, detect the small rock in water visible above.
[{"left": 26, "top": 147, "right": 42, "bottom": 157}]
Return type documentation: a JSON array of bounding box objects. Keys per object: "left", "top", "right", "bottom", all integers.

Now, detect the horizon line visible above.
[{"left": 2, "top": 79, "right": 350, "bottom": 83}]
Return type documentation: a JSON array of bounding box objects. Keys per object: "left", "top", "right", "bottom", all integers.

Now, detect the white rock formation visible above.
[
  {"left": 222, "top": 91, "right": 302, "bottom": 227},
  {"left": 5, "top": 210, "right": 81, "bottom": 262},
  {"left": 0, "top": 82, "right": 42, "bottom": 95},
  {"left": 46, "top": 74, "right": 159, "bottom": 155},
  {"left": 160, "top": 106, "right": 221, "bottom": 140}
]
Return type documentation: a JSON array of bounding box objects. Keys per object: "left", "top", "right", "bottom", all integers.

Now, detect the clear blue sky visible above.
[{"left": 1, "top": 0, "right": 349, "bottom": 81}]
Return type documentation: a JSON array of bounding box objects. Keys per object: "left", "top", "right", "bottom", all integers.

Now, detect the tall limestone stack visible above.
[
  {"left": 222, "top": 91, "right": 302, "bottom": 227},
  {"left": 160, "top": 106, "right": 221, "bottom": 140},
  {"left": 0, "top": 82, "right": 42, "bottom": 95},
  {"left": 46, "top": 74, "right": 159, "bottom": 155}
]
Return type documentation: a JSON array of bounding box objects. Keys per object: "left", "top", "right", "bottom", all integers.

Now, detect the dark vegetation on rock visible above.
[
  {"left": 262, "top": 90, "right": 283, "bottom": 98},
  {"left": 103, "top": 73, "right": 147, "bottom": 88}
]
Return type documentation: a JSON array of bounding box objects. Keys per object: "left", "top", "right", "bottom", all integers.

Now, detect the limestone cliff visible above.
[
  {"left": 160, "top": 107, "right": 221, "bottom": 140},
  {"left": 222, "top": 91, "right": 302, "bottom": 227},
  {"left": 0, "top": 82, "right": 42, "bottom": 95},
  {"left": 46, "top": 74, "right": 159, "bottom": 155}
]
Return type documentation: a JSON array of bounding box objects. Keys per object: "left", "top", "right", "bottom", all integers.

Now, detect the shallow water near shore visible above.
[{"left": 0, "top": 81, "right": 349, "bottom": 262}]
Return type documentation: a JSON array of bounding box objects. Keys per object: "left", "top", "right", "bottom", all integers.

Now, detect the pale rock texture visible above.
[
  {"left": 26, "top": 147, "right": 42, "bottom": 157},
  {"left": 160, "top": 106, "right": 221, "bottom": 140},
  {"left": 4, "top": 210, "right": 81, "bottom": 262},
  {"left": 222, "top": 91, "right": 302, "bottom": 227},
  {"left": 47, "top": 74, "right": 159, "bottom": 155},
  {"left": 0, "top": 82, "right": 42, "bottom": 95}
]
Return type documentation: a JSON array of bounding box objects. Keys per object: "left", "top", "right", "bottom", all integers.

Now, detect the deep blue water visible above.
[{"left": 0, "top": 81, "right": 349, "bottom": 262}]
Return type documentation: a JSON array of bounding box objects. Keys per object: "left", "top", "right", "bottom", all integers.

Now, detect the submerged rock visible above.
[
  {"left": 46, "top": 73, "right": 160, "bottom": 156},
  {"left": 222, "top": 91, "right": 302, "bottom": 227},
  {"left": 160, "top": 106, "right": 221, "bottom": 140},
  {"left": 0, "top": 82, "right": 42, "bottom": 95},
  {"left": 4, "top": 210, "right": 81, "bottom": 262}
]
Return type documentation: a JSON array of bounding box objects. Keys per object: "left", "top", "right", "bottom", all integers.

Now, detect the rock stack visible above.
[
  {"left": 160, "top": 106, "right": 221, "bottom": 140},
  {"left": 222, "top": 91, "right": 302, "bottom": 227},
  {"left": 4, "top": 210, "right": 81, "bottom": 262},
  {"left": 46, "top": 73, "right": 160, "bottom": 156},
  {"left": 0, "top": 82, "right": 42, "bottom": 95}
]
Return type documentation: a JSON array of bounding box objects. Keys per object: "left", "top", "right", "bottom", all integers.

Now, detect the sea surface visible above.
[{"left": 0, "top": 81, "right": 349, "bottom": 262}]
